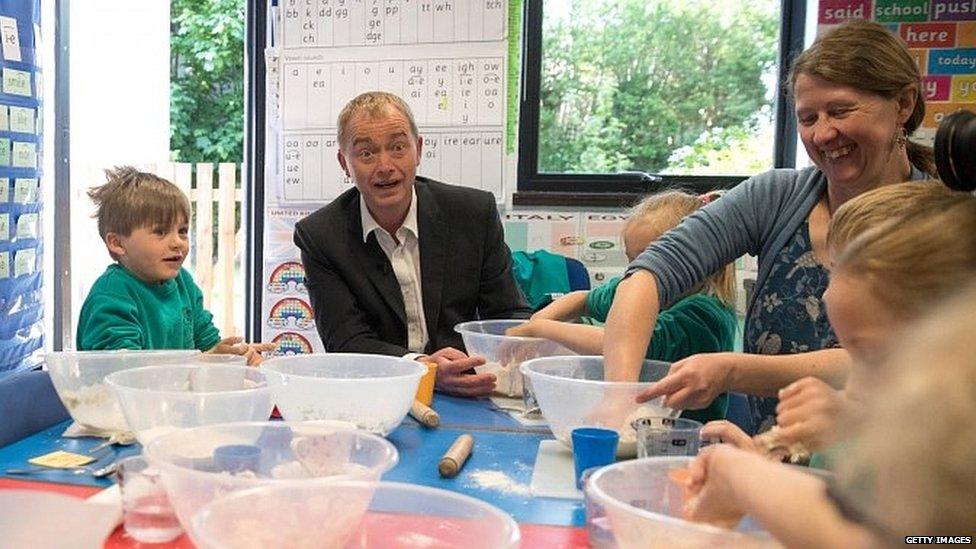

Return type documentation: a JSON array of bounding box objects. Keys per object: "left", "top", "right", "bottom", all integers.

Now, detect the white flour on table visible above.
[{"left": 466, "top": 470, "right": 531, "bottom": 496}]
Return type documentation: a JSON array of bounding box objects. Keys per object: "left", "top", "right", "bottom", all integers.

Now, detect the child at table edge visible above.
[
  {"left": 510, "top": 190, "right": 737, "bottom": 424},
  {"left": 75, "top": 166, "right": 273, "bottom": 364}
]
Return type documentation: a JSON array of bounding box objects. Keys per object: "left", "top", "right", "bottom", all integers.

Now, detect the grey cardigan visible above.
[{"left": 628, "top": 165, "right": 927, "bottom": 353}]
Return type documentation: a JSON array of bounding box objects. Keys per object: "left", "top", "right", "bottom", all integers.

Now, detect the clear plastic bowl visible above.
[
  {"left": 189, "top": 481, "right": 521, "bottom": 549},
  {"left": 262, "top": 353, "right": 426, "bottom": 436},
  {"left": 520, "top": 356, "right": 675, "bottom": 457},
  {"left": 588, "top": 457, "right": 779, "bottom": 548},
  {"left": 455, "top": 319, "right": 577, "bottom": 397},
  {"left": 143, "top": 421, "right": 398, "bottom": 532},
  {"left": 46, "top": 350, "right": 202, "bottom": 432},
  {"left": 105, "top": 364, "right": 274, "bottom": 445}
]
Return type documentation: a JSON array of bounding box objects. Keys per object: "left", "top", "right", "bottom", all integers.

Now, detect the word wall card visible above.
[{"left": 817, "top": 0, "right": 976, "bottom": 143}]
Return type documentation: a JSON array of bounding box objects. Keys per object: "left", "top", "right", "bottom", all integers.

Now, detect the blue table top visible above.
[{"left": 0, "top": 394, "right": 586, "bottom": 527}]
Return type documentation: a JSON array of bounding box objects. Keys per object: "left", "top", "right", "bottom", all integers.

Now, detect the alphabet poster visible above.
[{"left": 271, "top": 0, "right": 513, "bottom": 204}]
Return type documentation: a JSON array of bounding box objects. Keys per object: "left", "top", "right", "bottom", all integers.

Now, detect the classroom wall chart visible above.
[
  {"left": 0, "top": 0, "right": 41, "bottom": 377},
  {"left": 260, "top": 1, "right": 521, "bottom": 353},
  {"left": 816, "top": 0, "right": 976, "bottom": 143},
  {"left": 272, "top": 0, "right": 512, "bottom": 204}
]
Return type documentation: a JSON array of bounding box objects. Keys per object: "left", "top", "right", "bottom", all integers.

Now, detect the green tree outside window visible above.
[
  {"left": 540, "top": 0, "right": 779, "bottom": 176},
  {"left": 171, "top": 0, "right": 245, "bottom": 163}
]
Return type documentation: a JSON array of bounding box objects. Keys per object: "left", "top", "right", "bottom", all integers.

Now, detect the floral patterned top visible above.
[{"left": 744, "top": 221, "right": 839, "bottom": 431}]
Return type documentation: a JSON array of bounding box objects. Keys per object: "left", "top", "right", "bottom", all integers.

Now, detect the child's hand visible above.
[
  {"left": 242, "top": 342, "right": 278, "bottom": 365},
  {"left": 774, "top": 377, "right": 847, "bottom": 452},
  {"left": 682, "top": 445, "right": 747, "bottom": 528},
  {"left": 700, "top": 420, "right": 761, "bottom": 454},
  {"left": 504, "top": 320, "right": 539, "bottom": 338},
  {"left": 209, "top": 337, "right": 277, "bottom": 366},
  {"left": 209, "top": 336, "right": 247, "bottom": 356}
]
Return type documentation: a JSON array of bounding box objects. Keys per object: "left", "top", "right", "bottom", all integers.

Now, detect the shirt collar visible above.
[{"left": 360, "top": 187, "right": 419, "bottom": 243}]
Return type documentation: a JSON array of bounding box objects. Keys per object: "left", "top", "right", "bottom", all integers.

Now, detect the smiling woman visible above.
[
  {"left": 603, "top": 20, "right": 938, "bottom": 432},
  {"left": 788, "top": 20, "right": 936, "bottom": 205}
]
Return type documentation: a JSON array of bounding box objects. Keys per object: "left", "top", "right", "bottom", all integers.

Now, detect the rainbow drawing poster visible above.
[
  {"left": 268, "top": 261, "right": 307, "bottom": 293},
  {"left": 817, "top": 0, "right": 976, "bottom": 143},
  {"left": 270, "top": 332, "right": 315, "bottom": 356},
  {"left": 261, "top": 207, "right": 323, "bottom": 351},
  {"left": 267, "top": 297, "right": 316, "bottom": 330}
]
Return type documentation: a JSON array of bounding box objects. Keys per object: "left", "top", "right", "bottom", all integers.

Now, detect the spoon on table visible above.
[{"left": 88, "top": 432, "right": 137, "bottom": 454}]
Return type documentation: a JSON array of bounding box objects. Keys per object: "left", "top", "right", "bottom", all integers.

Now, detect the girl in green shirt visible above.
[{"left": 508, "top": 190, "right": 737, "bottom": 423}]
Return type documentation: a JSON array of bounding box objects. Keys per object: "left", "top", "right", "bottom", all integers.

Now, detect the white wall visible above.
[{"left": 65, "top": 0, "right": 170, "bottom": 348}]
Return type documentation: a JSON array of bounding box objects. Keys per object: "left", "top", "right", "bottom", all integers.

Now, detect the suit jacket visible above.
[{"left": 294, "top": 177, "right": 531, "bottom": 356}]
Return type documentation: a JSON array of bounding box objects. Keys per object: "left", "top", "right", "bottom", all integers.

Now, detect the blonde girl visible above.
[
  {"left": 509, "top": 190, "right": 736, "bottom": 423},
  {"left": 679, "top": 199, "right": 976, "bottom": 547}
]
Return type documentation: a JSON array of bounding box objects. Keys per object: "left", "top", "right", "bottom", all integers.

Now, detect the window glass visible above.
[{"left": 539, "top": 0, "right": 781, "bottom": 177}]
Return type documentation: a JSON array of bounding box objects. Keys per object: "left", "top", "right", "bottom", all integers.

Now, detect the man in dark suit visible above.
[{"left": 295, "top": 91, "right": 531, "bottom": 397}]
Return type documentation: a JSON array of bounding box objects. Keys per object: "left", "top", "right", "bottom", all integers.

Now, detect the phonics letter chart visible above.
[{"left": 274, "top": 0, "right": 510, "bottom": 203}]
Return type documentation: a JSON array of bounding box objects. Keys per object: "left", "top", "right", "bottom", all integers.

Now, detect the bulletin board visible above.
[
  {"left": 259, "top": 1, "right": 522, "bottom": 355},
  {"left": 817, "top": 0, "right": 976, "bottom": 142},
  {"left": 0, "top": 0, "right": 41, "bottom": 376}
]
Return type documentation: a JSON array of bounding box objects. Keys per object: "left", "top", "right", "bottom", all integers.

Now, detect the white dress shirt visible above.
[{"left": 360, "top": 190, "right": 429, "bottom": 354}]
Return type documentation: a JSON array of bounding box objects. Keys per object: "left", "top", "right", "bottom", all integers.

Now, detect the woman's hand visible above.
[
  {"left": 636, "top": 353, "right": 736, "bottom": 410},
  {"left": 774, "top": 377, "right": 847, "bottom": 452}
]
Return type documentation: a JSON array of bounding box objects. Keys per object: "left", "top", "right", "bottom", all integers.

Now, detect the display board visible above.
[
  {"left": 259, "top": 1, "right": 521, "bottom": 354},
  {"left": 0, "top": 0, "right": 41, "bottom": 377},
  {"left": 817, "top": 0, "right": 976, "bottom": 142}
]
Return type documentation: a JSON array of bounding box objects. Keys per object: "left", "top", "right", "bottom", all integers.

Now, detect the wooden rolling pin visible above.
[
  {"left": 409, "top": 399, "right": 440, "bottom": 428},
  {"left": 438, "top": 433, "right": 474, "bottom": 478}
]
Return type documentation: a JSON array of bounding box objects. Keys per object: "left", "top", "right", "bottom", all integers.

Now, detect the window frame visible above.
[{"left": 514, "top": 0, "right": 807, "bottom": 206}]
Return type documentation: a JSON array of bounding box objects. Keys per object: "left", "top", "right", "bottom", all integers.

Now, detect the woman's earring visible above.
[{"left": 895, "top": 126, "right": 908, "bottom": 148}]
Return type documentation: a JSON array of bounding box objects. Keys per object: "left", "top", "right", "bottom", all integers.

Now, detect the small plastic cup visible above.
[
  {"left": 117, "top": 455, "right": 183, "bottom": 543},
  {"left": 415, "top": 362, "right": 438, "bottom": 406},
  {"left": 632, "top": 416, "right": 703, "bottom": 458},
  {"left": 571, "top": 427, "right": 619, "bottom": 490}
]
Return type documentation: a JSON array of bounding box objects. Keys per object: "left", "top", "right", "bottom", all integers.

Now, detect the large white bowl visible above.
[
  {"left": 262, "top": 353, "right": 425, "bottom": 436},
  {"left": 144, "top": 421, "right": 398, "bottom": 532},
  {"left": 521, "top": 356, "right": 675, "bottom": 457},
  {"left": 190, "top": 481, "right": 521, "bottom": 549},
  {"left": 587, "top": 457, "right": 780, "bottom": 548},
  {"left": 105, "top": 364, "right": 274, "bottom": 445},
  {"left": 455, "top": 319, "right": 577, "bottom": 397},
  {"left": 46, "top": 350, "right": 202, "bottom": 433}
]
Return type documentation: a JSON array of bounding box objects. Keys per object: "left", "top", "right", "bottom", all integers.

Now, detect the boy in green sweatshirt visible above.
[{"left": 76, "top": 166, "right": 273, "bottom": 364}]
